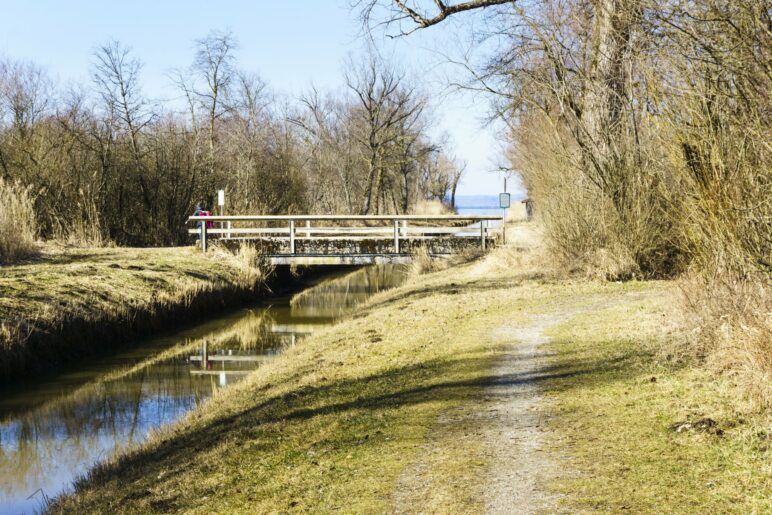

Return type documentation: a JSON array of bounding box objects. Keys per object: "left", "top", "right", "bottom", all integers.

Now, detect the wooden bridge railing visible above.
[{"left": 187, "top": 214, "right": 504, "bottom": 254}]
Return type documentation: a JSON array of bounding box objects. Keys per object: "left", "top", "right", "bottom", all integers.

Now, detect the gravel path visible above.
[
  {"left": 389, "top": 313, "right": 571, "bottom": 514},
  {"left": 481, "top": 315, "right": 570, "bottom": 514}
]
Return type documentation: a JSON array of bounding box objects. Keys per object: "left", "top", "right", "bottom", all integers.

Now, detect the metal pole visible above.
[
  {"left": 394, "top": 219, "right": 400, "bottom": 254},
  {"left": 289, "top": 220, "right": 296, "bottom": 254},
  {"left": 200, "top": 220, "right": 207, "bottom": 252},
  {"left": 480, "top": 220, "right": 486, "bottom": 251},
  {"left": 201, "top": 340, "right": 208, "bottom": 370}
]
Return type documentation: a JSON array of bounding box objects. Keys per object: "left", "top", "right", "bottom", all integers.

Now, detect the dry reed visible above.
[{"left": 0, "top": 177, "right": 38, "bottom": 263}]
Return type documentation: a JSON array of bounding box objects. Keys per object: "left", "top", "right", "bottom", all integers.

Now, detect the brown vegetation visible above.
[
  {"left": 0, "top": 245, "right": 267, "bottom": 384},
  {"left": 0, "top": 177, "right": 38, "bottom": 263},
  {"left": 49, "top": 228, "right": 771, "bottom": 513},
  {"left": 0, "top": 38, "right": 464, "bottom": 249},
  {"left": 360, "top": 0, "right": 771, "bottom": 403}
]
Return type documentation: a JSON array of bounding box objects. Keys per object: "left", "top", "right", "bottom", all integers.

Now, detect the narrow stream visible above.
[{"left": 0, "top": 265, "right": 408, "bottom": 514}]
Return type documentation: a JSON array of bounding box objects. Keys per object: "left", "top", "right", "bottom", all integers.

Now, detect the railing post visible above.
[
  {"left": 480, "top": 220, "right": 486, "bottom": 251},
  {"left": 305, "top": 220, "right": 311, "bottom": 238},
  {"left": 289, "top": 220, "right": 296, "bottom": 254},
  {"left": 394, "top": 219, "right": 400, "bottom": 254},
  {"left": 200, "top": 220, "right": 207, "bottom": 252}
]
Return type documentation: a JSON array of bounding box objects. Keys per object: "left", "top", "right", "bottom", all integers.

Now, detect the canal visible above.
[{"left": 0, "top": 265, "right": 408, "bottom": 514}]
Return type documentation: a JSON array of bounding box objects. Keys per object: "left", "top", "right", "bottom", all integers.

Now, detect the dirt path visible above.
[
  {"left": 481, "top": 315, "right": 570, "bottom": 514},
  {"left": 389, "top": 313, "right": 570, "bottom": 514},
  {"left": 391, "top": 291, "right": 649, "bottom": 513}
]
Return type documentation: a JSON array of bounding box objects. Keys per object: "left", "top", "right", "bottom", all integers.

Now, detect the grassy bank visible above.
[
  {"left": 49, "top": 226, "right": 769, "bottom": 513},
  {"left": 543, "top": 300, "right": 772, "bottom": 513},
  {"left": 0, "top": 245, "right": 266, "bottom": 384}
]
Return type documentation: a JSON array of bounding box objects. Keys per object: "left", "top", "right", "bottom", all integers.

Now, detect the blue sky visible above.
[{"left": 0, "top": 0, "right": 521, "bottom": 197}]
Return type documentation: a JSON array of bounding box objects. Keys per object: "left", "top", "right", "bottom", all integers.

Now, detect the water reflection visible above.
[
  {"left": 290, "top": 265, "right": 409, "bottom": 318},
  {"left": 0, "top": 265, "right": 407, "bottom": 514}
]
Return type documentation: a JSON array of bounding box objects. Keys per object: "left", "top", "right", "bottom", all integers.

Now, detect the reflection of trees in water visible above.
[
  {"left": 0, "top": 362, "right": 213, "bottom": 496},
  {"left": 210, "top": 308, "right": 281, "bottom": 352},
  {"left": 290, "top": 265, "right": 408, "bottom": 318},
  {"left": 0, "top": 309, "right": 285, "bottom": 500}
]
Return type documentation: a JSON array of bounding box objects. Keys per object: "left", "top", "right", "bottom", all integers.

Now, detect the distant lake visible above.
[{"left": 453, "top": 195, "right": 522, "bottom": 217}]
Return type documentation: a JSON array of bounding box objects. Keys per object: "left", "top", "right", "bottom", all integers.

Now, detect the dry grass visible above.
[
  {"left": 0, "top": 244, "right": 267, "bottom": 383},
  {"left": 43, "top": 226, "right": 770, "bottom": 513},
  {"left": 544, "top": 296, "right": 771, "bottom": 513},
  {"left": 412, "top": 199, "right": 453, "bottom": 216},
  {"left": 48, "top": 226, "right": 770, "bottom": 513},
  {"left": 210, "top": 242, "right": 272, "bottom": 289},
  {"left": 0, "top": 177, "right": 38, "bottom": 264},
  {"left": 679, "top": 273, "right": 771, "bottom": 408}
]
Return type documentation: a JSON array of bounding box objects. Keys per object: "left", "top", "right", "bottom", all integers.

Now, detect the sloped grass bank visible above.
[
  {"left": 48, "top": 236, "right": 769, "bottom": 513},
  {"left": 0, "top": 246, "right": 266, "bottom": 384}
]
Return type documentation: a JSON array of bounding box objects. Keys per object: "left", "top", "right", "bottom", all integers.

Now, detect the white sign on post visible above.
[
  {"left": 499, "top": 192, "right": 511, "bottom": 209},
  {"left": 217, "top": 189, "right": 225, "bottom": 207}
]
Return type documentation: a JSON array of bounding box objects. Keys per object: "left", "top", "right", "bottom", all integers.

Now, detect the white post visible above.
[
  {"left": 305, "top": 220, "right": 311, "bottom": 238},
  {"left": 218, "top": 189, "right": 225, "bottom": 237},
  {"left": 289, "top": 220, "right": 296, "bottom": 254},
  {"left": 480, "top": 220, "right": 486, "bottom": 251},
  {"left": 394, "top": 219, "right": 400, "bottom": 254},
  {"left": 200, "top": 221, "right": 207, "bottom": 252}
]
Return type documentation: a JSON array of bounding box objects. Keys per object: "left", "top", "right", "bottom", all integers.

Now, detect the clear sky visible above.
[{"left": 0, "top": 0, "right": 522, "bottom": 197}]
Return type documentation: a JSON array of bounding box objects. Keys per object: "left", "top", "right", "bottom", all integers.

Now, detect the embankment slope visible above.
[
  {"left": 0, "top": 245, "right": 264, "bottom": 384},
  {"left": 50, "top": 226, "right": 771, "bottom": 513}
]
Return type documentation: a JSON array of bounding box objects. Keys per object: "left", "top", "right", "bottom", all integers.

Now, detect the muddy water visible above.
[{"left": 0, "top": 265, "right": 408, "bottom": 514}]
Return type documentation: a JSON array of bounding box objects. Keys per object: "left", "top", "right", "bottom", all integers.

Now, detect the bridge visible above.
[{"left": 188, "top": 214, "right": 504, "bottom": 265}]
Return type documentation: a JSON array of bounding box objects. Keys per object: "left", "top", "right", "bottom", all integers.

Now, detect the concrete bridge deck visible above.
[{"left": 188, "top": 214, "right": 504, "bottom": 265}]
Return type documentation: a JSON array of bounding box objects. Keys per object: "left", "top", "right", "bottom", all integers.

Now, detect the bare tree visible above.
[
  {"left": 191, "top": 30, "right": 237, "bottom": 179},
  {"left": 346, "top": 57, "right": 426, "bottom": 214},
  {"left": 92, "top": 41, "right": 153, "bottom": 209}
]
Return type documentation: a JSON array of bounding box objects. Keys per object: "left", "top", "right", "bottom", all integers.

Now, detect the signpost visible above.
[
  {"left": 217, "top": 189, "right": 229, "bottom": 237},
  {"left": 500, "top": 176, "right": 510, "bottom": 208}
]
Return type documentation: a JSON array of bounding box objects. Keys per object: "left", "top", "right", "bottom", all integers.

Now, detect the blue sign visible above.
[{"left": 499, "top": 192, "right": 511, "bottom": 209}]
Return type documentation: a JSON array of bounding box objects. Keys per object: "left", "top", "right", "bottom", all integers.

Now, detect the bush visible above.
[
  {"left": 511, "top": 113, "right": 679, "bottom": 280},
  {"left": 0, "top": 177, "right": 38, "bottom": 263}
]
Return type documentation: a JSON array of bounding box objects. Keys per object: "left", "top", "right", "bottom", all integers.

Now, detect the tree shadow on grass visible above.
[
  {"left": 356, "top": 272, "right": 550, "bottom": 315},
  {"left": 54, "top": 339, "right": 657, "bottom": 512}
]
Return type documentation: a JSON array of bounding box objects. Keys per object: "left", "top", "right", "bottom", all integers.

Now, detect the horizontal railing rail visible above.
[{"left": 188, "top": 214, "right": 502, "bottom": 221}]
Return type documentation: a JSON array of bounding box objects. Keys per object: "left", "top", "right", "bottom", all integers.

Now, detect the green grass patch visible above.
[
  {"left": 544, "top": 296, "right": 772, "bottom": 513},
  {"left": 50, "top": 260, "right": 525, "bottom": 513}
]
